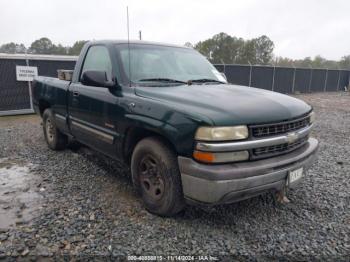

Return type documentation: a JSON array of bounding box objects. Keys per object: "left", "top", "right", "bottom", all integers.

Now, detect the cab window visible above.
[{"left": 81, "top": 46, "right": 112, "bottom": 81}]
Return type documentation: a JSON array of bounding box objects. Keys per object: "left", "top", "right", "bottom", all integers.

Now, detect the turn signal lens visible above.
[
  {"left": 193, "top": 150, "right": 249, "bottom": 163},
  {"left": 193, "top": 151, "right": 215, "bottom": 163},
  {"left": 195, "top": 126, "right": 249, "bottom": 141}
]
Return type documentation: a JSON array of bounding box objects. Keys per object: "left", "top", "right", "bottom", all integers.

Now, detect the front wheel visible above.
[
  {"left": 42, "top": 109, "right": 67, "bottom": 150},
  {"left": 131, "top": 137, "right": 185, "bottom": 216}
]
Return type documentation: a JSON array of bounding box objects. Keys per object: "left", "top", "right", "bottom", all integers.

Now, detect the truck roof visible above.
[{"left": 88, "top": 40, "right": 191, "bottom": 49}]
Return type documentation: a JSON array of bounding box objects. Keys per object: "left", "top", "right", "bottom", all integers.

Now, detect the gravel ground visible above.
[{"left": 0, "top": 92, "right": 349, "bottom": 260}]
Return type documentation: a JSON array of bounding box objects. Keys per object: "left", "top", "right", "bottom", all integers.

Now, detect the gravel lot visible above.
[{"left": 0, "top": 92, "right": 349, "bottom": 260}]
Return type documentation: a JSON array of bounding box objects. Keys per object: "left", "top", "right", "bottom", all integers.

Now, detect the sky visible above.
[{"left": 0, "top": 0, "right": 349, "bottom": 60}]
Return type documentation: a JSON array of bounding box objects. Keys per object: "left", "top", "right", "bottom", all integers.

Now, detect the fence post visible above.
[
  {"left": 248, "top": 61, "right": 252, "bottom": 87},
  {"left": 220, "top": 59, "right": 226, "bottom": 76},
  {"left": 25, "top": 50, "right": 34, "bottom": 111},
  {"left": 336, "top": 70, "right": 341, "bottom": 91},
  {"left": 271, "top": 65, "right": 276, "bottom": 91},
  {"left": 308, "top": 67, "right": 313, "bottom": 93},
  {"left": 292, "top": 64, "right": 296, "bottom": 93},
  {"left": 323, "top": 69, "right": 328, "bottom": 92}
]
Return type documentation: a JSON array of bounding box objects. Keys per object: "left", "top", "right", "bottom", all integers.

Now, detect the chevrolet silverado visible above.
[{"left": 32, "top": 40, "right": 319, "bottom": 216}]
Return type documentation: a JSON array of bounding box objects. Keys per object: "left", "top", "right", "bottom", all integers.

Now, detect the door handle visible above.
[{"left": 73, "top": 91, "right": 79, "bottom": 97}]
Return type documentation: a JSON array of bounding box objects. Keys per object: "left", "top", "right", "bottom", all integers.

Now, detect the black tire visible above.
[
  {"left": 42, "top": 109, "right": 67, "bottom": 150},
  {"left": 131, "top": 137, "right": 185, "bottom": 216}
]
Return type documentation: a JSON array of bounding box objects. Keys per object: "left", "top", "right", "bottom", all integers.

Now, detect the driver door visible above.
[{"left": 68, "top": 45, "right": 119, "bottom": 157}]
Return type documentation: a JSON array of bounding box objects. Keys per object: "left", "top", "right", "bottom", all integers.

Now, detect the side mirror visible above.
[{"left": 81, "top": 70, "right": 115, "bottom": 88}]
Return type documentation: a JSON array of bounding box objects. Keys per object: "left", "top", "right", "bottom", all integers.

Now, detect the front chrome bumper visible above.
[{"left": 178, "top": 138, "right": 319, "bottom": 205}]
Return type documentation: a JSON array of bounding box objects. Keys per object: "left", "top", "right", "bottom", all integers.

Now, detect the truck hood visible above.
[{"left": 135, "top": 84, "right": 312, "bottom": 125}]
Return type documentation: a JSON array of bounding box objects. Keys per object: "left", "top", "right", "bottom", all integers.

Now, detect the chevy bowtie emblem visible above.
[{"left": 286, "top": 132, "right": 298, "bottom": 144}]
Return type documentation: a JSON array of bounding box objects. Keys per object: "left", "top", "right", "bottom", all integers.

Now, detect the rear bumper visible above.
[{"left": 178, "top": 138, "right": 319, "bottom": 205}]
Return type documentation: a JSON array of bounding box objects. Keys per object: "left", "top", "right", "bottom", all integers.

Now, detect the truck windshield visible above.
[{"left": 115, "top": 44, "right": 227, "bottom": 86}]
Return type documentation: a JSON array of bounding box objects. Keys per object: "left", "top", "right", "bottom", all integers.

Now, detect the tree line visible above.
[
  {"left": 274, "top": 55, "right": 350, "bottom": 70},
  {"left": 0, "top": 37, "right": 87, "bottom": 56},
  {"left": 1, "top": 34, "right": 350, "bottom": 69},
  {"left": 187, "top": 33, "right": 274, "bottom": 66},
  {"left": 187, "top": 32, "right": 350, "bottom": 70}
]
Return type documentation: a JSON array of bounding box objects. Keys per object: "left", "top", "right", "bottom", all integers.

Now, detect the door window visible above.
[{"left": 81, "top": 46, "right": 112, "bottom": 81}]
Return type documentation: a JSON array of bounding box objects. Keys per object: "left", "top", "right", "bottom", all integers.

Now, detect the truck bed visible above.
[{"left": 32, "top": 76, "right": 71, "bottom": 119}]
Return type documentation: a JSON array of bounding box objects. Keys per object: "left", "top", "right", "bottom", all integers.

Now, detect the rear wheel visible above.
[
  {"left": 42, "top": 109, "right": 67, "bottom": 150},
  {"left": 131, "top": 137, "right": 185, "bottom": 216}
]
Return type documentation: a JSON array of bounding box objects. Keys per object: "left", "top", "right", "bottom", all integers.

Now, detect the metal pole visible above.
[
  {"left": 292, "top": 63, "right": 296, "bottom": 93},
  {"left": 25, "top": 49, "right": 34, "bottom": 110},
  {"left": 323, "top": 69, "right": 328, "bottom": 92},
  {"left": 248, "top": 61, "right": 252, "bottom": 87},
  {"left": 336, "top": 70, "right": 341, "bottom": 91},
  {"left": 220, "top": 59, "right": 226, "bottom": 75},
  {"left": 308, "top": 66, "right": 313, "bottom": 93},
  {"left": 271, "top": 65, "right": 276, "bottom": 91}
]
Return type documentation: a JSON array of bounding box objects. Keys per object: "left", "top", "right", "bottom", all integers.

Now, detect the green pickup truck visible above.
[{"left": 32, "top": 40, "right": 319, "bottom": 216}]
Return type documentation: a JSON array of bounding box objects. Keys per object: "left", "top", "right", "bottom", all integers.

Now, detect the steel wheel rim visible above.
[
  {"left": 138, "top": 155, "right": 165, "bottom": 201},
  {"left": 46, "top": 118, "right": 55, "bottom": 142}
]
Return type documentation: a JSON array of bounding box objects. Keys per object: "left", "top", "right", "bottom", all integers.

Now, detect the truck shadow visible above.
[
  {"left": 69, "top": 144, "right": 283, "bottom": 223},
  {"left": 68, "top": 144, "right": 141, "bottom": 205},
  {"left": 71, "top": 144, "right": 132, "bottom": 183},
  {"left": 181, "top": 193, "right": 278, "bottom": 221}
]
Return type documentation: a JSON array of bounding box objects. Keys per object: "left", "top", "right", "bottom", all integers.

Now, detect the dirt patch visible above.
[
  {"left": 0, "top": 114, "right": 40, "bottom": 128},
  {"left": 294, "top": 91, "right": 350, "bottom": 112},
  {"left": 0, "top": 158, "right": 42, "bottom": 229}
]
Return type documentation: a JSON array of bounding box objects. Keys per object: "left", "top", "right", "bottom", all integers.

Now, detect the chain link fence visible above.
[
  {"left": 0, "top": 55, "right": 348, "bottom": 116},
  {"left": 0, "top": 54, "right": 76, "bottom": 116},
  {"left": 214, "top": 64, "right": 350, "bottom": 93}
]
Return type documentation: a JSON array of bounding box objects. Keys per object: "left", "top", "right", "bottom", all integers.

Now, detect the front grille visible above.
[
  {"left": 250, "top": 115, "right": 310, "bottom": 138},
  {"left": 252, "top": 135, "right": 309, "bottom": 159}
]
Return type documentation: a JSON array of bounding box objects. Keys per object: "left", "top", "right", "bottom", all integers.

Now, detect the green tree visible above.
[
  {"left": 312, "top": 55, "right": 326, "bottom": 68},
  {"left": 294, "top": 57, "right": 313, "bottom": 68},
  {"left": 68, "top": 40, "right": 88, "bottom": 55},
  {"left": 275, "top": 56, "right": 294, "bottom": 67},
  {"left": 253, "top": 35, "right": 274, "bottom": 65},
  {"left": 322, "top": 60, "right": 338, "bottom": 69},
  {"left": 0, "top": 42, "right": 26, "bottom": 54},
  {"left": 195, "top": 32, "right": 245, "bottom": 64},
  {"left": 210, "top": 33, "right": 244, "bottom": 64},
  {"left": 339, "top": 55, "right": 350, "bottom": 69},
  {"left": 29, "top": 37, "right": 71, "bottom": 55},
  {"left": 184, "top": 42, "right": 194, "bottom": 48},
  {"left": 51, "top": 44, "right": 68, "bottom": 55},
  {"left": 29, "top": 37, "right": 54, "bottom": 54},
  {"left": 194, "top": 32, "right": 274, "bottom": 65},
  {"left": 237, "top": 39, "right": 256, "bottom": 64},
  {"left": 194, "top": 38, "right": 216, "bottom": 61}
]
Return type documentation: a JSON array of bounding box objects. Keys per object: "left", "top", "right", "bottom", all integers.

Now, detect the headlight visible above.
[
  {"left": 195, "top": 126, "right": 248, "bottom": 141},
  {"left": 193, "top": 150, "right": 249, "bottom": 163},
  {"left": 309, "top": 111, "right": 315, "bottom": 124}
]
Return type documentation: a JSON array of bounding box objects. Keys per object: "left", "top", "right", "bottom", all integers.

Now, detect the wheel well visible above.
[
  {"left": 38, "top": 100, "right": 51, "bottom": 116},
  {"left": 123, "top": 127, "right": 176, "bottom": 164}
]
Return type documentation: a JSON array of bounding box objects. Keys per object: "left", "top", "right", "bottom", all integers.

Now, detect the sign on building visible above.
[{"left": 16, "top": 66, "right": 38, "bottom": 81}]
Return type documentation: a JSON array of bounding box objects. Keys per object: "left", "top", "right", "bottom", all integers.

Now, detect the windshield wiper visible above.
[
  {"left": 188, "top": 78, "right": 225, "bottom": 84},
  {"left": 137, "top": 78, "right": 225, "bottom": 86},
  {"left": 137, "top": 78, "right": 187, "bottom": 84}
]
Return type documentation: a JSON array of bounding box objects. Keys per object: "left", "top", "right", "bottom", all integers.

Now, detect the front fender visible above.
[{"left": 124, "top": 113, "right": 196, "bottom": 156}]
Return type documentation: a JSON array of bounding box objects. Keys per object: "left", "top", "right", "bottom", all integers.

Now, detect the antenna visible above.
[{"left": 127, "top": 6, "right": 131, "bottom": 87}]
